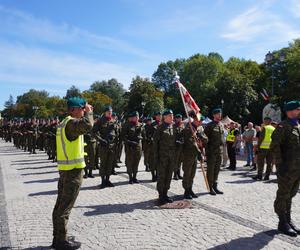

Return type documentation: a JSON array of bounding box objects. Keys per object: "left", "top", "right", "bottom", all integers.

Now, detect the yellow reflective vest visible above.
[
  {"left": 259, "top": 125, "right": 275, "bottom": 149},
  {"left": 226, "top": 129, "right": 236, "bottom": 142},
  {"left": 56, "top": 116, "right": 85, "bottom": 171}
]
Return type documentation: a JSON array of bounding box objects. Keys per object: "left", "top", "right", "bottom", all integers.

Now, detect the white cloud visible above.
[
  {"left": 0, "top": 42, "right": 138, "bottom": 88},
  {"left": 290, "top": 0, "right": 300, "bottom": 18}
]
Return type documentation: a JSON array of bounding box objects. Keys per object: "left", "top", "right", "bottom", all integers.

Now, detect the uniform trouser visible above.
[
  {"left": 117, "top": 142, "right": 123, "bottom": 161},
  {"left": 52, "top": 168, "right": 83, "bottom": 241},
  {"left": 174, "top": 146, "right": 183, "bottom": 173},
  {"left": 143, "top": 144, "right": 151, "bottom": 167},
  {"left": 227, "top": 142, "right": 236, "bottom": 168},
  {"left": 274, "top": 169, "right": 300, "bottom": 216},
  {"left": 99, "top": 146, "right": 115, "bottom": 176},
  {"left": 126, "top": 146, "right": 142, "bottom": 175},
  {"left": 149, "top": 146, "right": 156, "bottom": 171},
  {"left": 206, "top": 152, "right": 222, "bottom": 187},
  {"left": 84, "top": 142, "right": 96, "bottom": 170},
  {"left": 222, "top": 143, "right": 228, "bottom": 166},
  {"left": 257, "top": 149, "right": 273, "bottom": 177},
  {"left": 182, "top": 152, "right": 197, "bottom": 190},
  {"left": 157, "top": 153, "right": 175, "bottom": 195}
]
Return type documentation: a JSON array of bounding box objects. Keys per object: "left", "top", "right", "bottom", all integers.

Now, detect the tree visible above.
[
  {"left": 2, "top": 95, "right": 15, "bottom": 119},
  {"left": 126, "top": 76, "right": 164, "bottom": 116},
  {"left": 90, "top": 78, "right": 125, "bottom": 114},
  {"left": 82, "top": 91, "right": 112, "bottom": 115},
  {"left": 65, "top": 85, "right": 82, "bottom": 99}
]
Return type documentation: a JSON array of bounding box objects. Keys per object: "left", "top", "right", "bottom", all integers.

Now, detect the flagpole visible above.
[{"left": 175, "top": 72, "right": 210, "bottom": 192}]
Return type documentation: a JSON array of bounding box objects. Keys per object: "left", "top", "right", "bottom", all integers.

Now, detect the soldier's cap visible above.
[
  {"left": 112, "top": 112, "right": 117, "bottom": 117},
  {"left": 175, "top": 114, "right": 182, "bottom": 118},
  {"left": 67, "top": 97, "right": 86, "bottom": 108},
  {"left": 104, "top": 105, "right": 113, "bottom": 112},
  {"left": 146, "top": 116, "right": 153, "bottom": 121},
  {"left": 284, "top": 101, "right": 300, "bottom": 112},
  {"left": 162, "top": 109, "right": 173, "bottom": 116},
  {"left": 128, "top": 111, "right": 139, "bottom": 117},
  {"left": 212, "top": 108, "right": 222, "bottom": 115},
  {"left": 264, "top": 116, "right": 272, "bottom": 121},
  {"left": 153, "top": 111, "right": 162, "bottom": 116}
]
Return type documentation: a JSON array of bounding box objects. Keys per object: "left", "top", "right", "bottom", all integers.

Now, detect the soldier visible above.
[
  {"left": 121, "top": 111, "right": 143, "bottom": 184},
  {"left": 93, "top": 106, "right": 118, "bottom": 189},
  {"left": 253, "top": 117, "right": 275, "bottom": 181},
  {"left": 182, "top": 111, "right": 207, "bottom": 199},
  {"left": 173, "top": 114, "right": 184, "bottom": 180},
  {"left": 111, "top": 112, "right": 121, "bottom": 175},
  {"left": 204, "top": 108, "right": 224, "bottom": 195},
  {"left": 149, "top": 111, "right": 162, "bottom": 182},
  {"left": 143, "top": 117, "right": 153, "bottom": 172},
  {"left": 83, "top": 131, "right": 96, "bottom": 179},
  {"left": 153, "top": 109, "right": 176, "bottom": 205},
  {"left": 52, "top": 97, "right": 93, "bottom": 250},
  {"left": 270, "top": 101, "right": 300, "bottom": 237},
  {"left": 225, "top": 122, "right": 240, "bottom": 170}
]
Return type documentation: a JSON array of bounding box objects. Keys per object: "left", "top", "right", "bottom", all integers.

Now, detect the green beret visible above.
[
  {"left": 264, "top": 116, "right": 272, "bottom": 121},
  {"left": 200, "top": 115, "right": 206, "bottom": 121},
  {"left": 284, "top": 101, "right": 300, "bottom": 112},
  {"left": 112, "top": 112, "right": 117, "bottom": 117},
  {"left": 153, "top": 111, "right": 162, "bottom": 116},
  {"left": 129, "top": 111, "right": 139, "bottom": 117},
  {"left": 162, "top": 109, "right": 173, "bottom": 116},
  {"left": 67, "top": 97, "right": 86, "bottom": 108},
  {"left": 212, "top": 108, "right": 222, "bottom": 115},
  {"left": 104, "top": 105, "right": 112, "bottom": 112},
  {"left": 175, "top": 114, "right": 182, "bottom": 118},
  {"left": 146, "top": 116, "right": 153, "bottom": 121}
]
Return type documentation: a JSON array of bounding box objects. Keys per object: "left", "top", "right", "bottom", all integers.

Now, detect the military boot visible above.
[
  {"left": 151, "top": 171, "right": 157, "bottom": 182},
  {"left": 83, "top": 168, "right": 88, "bottom": 179},
  {"left": 177, "top": 169, "right": 183, "bottom": 179},
  {"left": 278, "top": 214, "right": 297, "bottom": 237},
  {"left": 88, "top": 169, "right": 94, "bottom": 178},
  {"left": 55, "top": 240, "right": 81, "bottom": 250},
  {"left": 213, "top": 183, "right": 224, "bottom": 194},
  {"left": 287, "top": 212, "right": 300, "bottom": 234},
  {"left": 132, "top": 173, "right": 139, "bottom": 183},
  {"left": 209, "top": 186, "right": 216, "bottom": 196},
  {"left": 252, "top": 175, "right": 262, "bottom": 181},
  {"left": 173, "top": 171, "right": 179, "bottom": 180},
  {"left": 99, "top": 176, "right": 106, "bottom": 189},
  {"left": 190, "top": 189, "right": 198, "bottom": 198},
  {"left": 145, "top": 165, "right": 150, "bottom": 172},
  {"left": 158, "top": 193, "right": 167, "bottom": 205},
  {"left": 128, "top": 174, "right": 133, "bottom": 184},
  {"left": 184, "top": 189, "right": 192, "bottom": 199},
  {"left": 106, "top": 175, "right": 114, "bottom": 187}
]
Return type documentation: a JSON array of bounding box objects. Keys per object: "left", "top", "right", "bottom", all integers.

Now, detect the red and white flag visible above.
[{"left": 175, "top": 78, "right": 201, "bottom": 118}]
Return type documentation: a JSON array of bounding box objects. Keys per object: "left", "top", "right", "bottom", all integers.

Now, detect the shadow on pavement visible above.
[
  {"left": 23, "top": 246, "right": 52, "bottom": 249},
  {"left": 24, "top": 178, "right": 59, "bottom": 184},
  {"left": 17, "top": 165, "right": 56, "bottom": 170},
  {"left": 207, "top": 230, "right": 278, "bottom": 250},
  {"left": 77, "top": 199, "right": 158, "bottom": 216},
  {"left": 226, "top": 179, "right": 257, "bottom": 184},
  {"left": 29, "top": 190, "right": 57, "bottom": 196},
  {"left": 21, "top": 170, "right": 58, "bottom": 176},
  {"left": 12, "top": 161, "right": 52, "bottom": 166}
]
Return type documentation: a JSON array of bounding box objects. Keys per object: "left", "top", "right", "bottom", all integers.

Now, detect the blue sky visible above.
[{"left": 1, "top": 0, "right": 300, "bottom": 110}]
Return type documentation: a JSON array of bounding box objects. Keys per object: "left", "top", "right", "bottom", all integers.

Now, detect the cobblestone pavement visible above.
[{"left": 0, "top": 140, "right": 300, "bottom": 250}]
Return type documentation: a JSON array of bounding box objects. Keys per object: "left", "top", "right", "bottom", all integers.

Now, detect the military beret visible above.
[
  {"left": 146, "top": 116, "right": 153, "bottom": 121},
  {"left": 284, "top": 101, "right": 300, "bottom": 112},
  {"left": 212, "top": 108, "right": 222, "bottom": 115},
  {"left": 153, "top": 111, "right": 162, "bottom": 116},
  {"left": 104, "top": 105, "right": 113, "bottom": 112},
  {"left": 162, "top": 109, "right": 173, "bottom": 116},
  {"left": 264, "top": 116, "right": 272, "bottom": 120},
  {"left": 67, "top": 97, "right": 86, "bottom": 108},
  {"left": 175, "top": 114, "right": 182, "bottom": 118},
  {"left": 128, "top": 111, "right": 139, "bottom": 117},
  {"left": 112, "top": 112, "right": 117, "bottom": 117}
]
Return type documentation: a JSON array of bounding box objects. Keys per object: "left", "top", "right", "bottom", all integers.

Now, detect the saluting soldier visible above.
[
  {"left": 93, "top": 106, "right": 118, "bottom": 189},
  {"left": 270, "top": 101, "right": 300, "bottom": 237},
  {"left": 153, "top": 109, "right": 176, "bottom": 205},
  {"left": 173, "top": 114, "right": 184, "bottom": 180},
  {"left": 182, "top": 112, "right": 207, "bottom": 199},
  {"left": 121, "top": 111, "right": 144, "bottom": 184},
  {"left": 204, "top": 108, "right": 224, "bottom": 195}
]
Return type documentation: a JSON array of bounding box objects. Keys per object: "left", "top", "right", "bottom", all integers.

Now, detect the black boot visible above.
[
  {"left": 106, "top": 175, "right": 114, "bottom": 187},
  {"left": 287, "top": 212, "right": 300, "bottom": 234},
  {"left": 55, "top": 240, "right": 81, "bottom": 250},
  {"left": 173, "top": 171, "right": 179, "bottom": 180},
  {"left": 151, "top": 171, "right": 157, "bottom": 182},
  {"left": 252, "top": 175, "right": 262, "bottom": 180},
  {"left": 250, "top": 164, "right": 256, "bottom": 171},
  {"left": 133, "top": 173, "right": 139, "bottom": 183},
  {"left": 158, "top": 193, "right": 167, "bottom": 205},
  {"left": 83, "top": 168, "right": 88, "bottom": 179},
  {"left": 177, "top": 169, "right": 183, "bottom": 179},
  {"left": 99, "top": 176, "right": 106, "bottom": 189},
  {"left": 51, "top": 237, "right": 56, "bottom": 248},
  {"left": 263, "top": 174, "right": 270, "bottom": 181},
  {"left": 145, "top": 165, "right": 150, "bottom": 172},
  {"left": 278, "top": 214, "right": 297, "bottom": 237},
  {"left": 190, "top": 189, "right": 198, "bottom": 198},
  {"left": 128, "top": 174, "right": 133, "bottom": 184},
  {"left": 209, "top": 186, "right": 216, "bottom": 196},
  {"left": 88, "top": 169, "right": 94, "bottom": 178},
  {"left": 213, "top": 183, "right": 223, "bottom": 194},
  {"left": 164, "top": 193, "right": 173, "bottom": 203},
  {"left": 184, "top": 189, "right": 192, "bottom": 199}
]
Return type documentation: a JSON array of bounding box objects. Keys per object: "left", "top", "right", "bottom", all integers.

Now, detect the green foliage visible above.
[
  {"left": 65, "top": 85, "right": 82, "bottom": 99},
  {"left": 82, "top": 91, "right": 112, "bottom": 115}
]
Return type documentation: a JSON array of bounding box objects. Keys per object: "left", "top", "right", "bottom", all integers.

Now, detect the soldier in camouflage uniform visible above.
[
  {"left": 93, "top": 106, "right": 118, "bottom": 189},
  {"left": 182, "top": 112, "right": 207, "bottom": 199},
  {"left": 52, "top": 97, "right": 93, "bottom": 250},
  {"left": 83, "top": 131, "right": 96, "bottom": 178},
  {"left": 204, "top": 108, "right": 224, "bottom": 196},
  {"left": 121, "top": 111, "right": 144, "bottom": 184},
  {"left": 153, "top": 109, "right": 176, "bottom": 205},
  {"left": 270, "top": 101, "right": 300, "bottom": 237},
  {"left": 142, "top": 117, "right": 153, "bottom": 172},
  {"left": 173, "top": 114, "right": 184, "bottom": 180}
]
